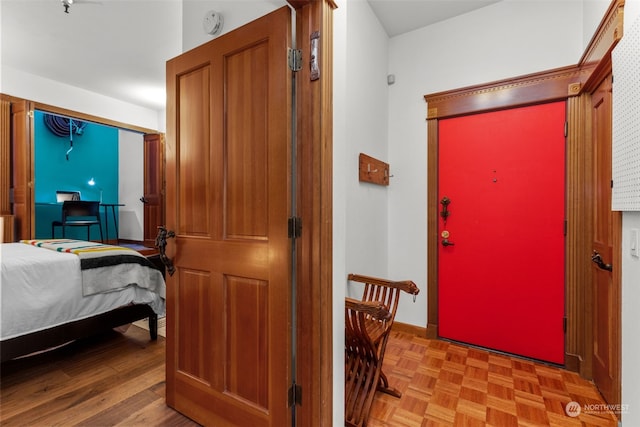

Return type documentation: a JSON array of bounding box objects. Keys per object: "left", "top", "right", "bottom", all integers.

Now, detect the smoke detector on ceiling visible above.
[{"left": 203, "top": 10, "right": 224, "bottom": 36}]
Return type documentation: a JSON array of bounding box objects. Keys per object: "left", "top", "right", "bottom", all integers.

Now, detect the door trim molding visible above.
[
  {"left": 424, "top": 65, "right": 592, "bottom": 345},
  {"left": 425, "top": 65, "right": 593, "bottom": 120},
  {"left": 289, "top": 1, "right": 336, "bottom": 425},
  {"left": 424, "top": 0, "right": 625, "bottom": 376}
]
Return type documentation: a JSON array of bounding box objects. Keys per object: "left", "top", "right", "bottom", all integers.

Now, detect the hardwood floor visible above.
[
  {"left": 369, "top": 332, "right": 618, "bottom": 427},
  {"left": 0, "top": 326, "right": 197, "bottom": 426},
  {"left": 1, "top": 327, "right": 617, "bottom": 426}
]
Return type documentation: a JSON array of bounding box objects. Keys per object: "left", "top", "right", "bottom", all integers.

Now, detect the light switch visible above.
[{"left": 631, "top": 228, "right": 639, "bottom": 258}]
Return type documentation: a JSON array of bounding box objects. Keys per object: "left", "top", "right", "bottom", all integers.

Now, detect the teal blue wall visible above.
[{"left": 34, "top": 111, "right": 119, "bottom": 240}]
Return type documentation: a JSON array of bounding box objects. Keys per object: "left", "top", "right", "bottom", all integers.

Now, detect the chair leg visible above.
[
  {"left": 62, "top": 225, "right": 66, "bottom": 238},
  {"left": 99, "top": 223, "right": 104, "bottom": 243},
  {"left": 377, "top": 370, "right": 402, "bottom": 398}
]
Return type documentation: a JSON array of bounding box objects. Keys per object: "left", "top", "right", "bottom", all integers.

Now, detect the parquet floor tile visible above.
[{"left": 367, "top": 332, "right": 618, "bottom": 427}]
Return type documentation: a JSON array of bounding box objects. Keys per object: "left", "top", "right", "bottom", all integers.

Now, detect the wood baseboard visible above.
[
  {"left": 392, "top": 321, "right": 428, "bottom": 338},
  {"left": 426, "top": 323, "right": 438, "bottom": 339},
  {"left": 564, "top": 352, "right": 582, "bottom": 373}
]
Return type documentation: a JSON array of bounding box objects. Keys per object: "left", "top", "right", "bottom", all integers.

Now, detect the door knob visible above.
[
  {"left": 441, "top": 230, "right": 455, "bottom": 247},
  {"left": 140, "top": 196, "right": 149, "bottom": 204},
  {"left": 591, "top": 250, "right": 612, "bottom": 272},
  {"left": 155, "top": 226, "right": 176, "bottom": 276}
]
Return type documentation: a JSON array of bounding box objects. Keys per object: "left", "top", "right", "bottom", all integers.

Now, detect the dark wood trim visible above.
[
  {"left": 10, "top": 99, "right": 33, "bottom": 241},
  {"left": 289, "top": 0, "right": 335, "bottom": 426},
  {"left": 318, "top": 3, "right": 335, "bottom": 423},
  {"left": 31, "top": 102, "right": 159, "bottom": 134},
  {"left": 565, "top": 93, "right": 594, "bottom": 378},
  {"left": 579, "top": 0, "right": 625, "bottom": 67},
  {"left": 142, "top": 133, "right": 165, "bottom": 248},
  {"left": 426, "top": 118, "right": 438, "bottom": 341},
  {"left": 584, "top": 54, "right": 614, "bottom": 94},
  {"left": 392, "top": 320, "right": 427, "bottom": 338},
  {"left": 424, "top": 64, "right": 592, "bottom": 120},
  {"left": 0, "top": 94, "right": 159, "bottom": 134},
  {"left": 1, "top": 95, "right": 11, "bottom": 215},
  {"left": 564, "top": 353, "right": 582, "bottom": 373}
]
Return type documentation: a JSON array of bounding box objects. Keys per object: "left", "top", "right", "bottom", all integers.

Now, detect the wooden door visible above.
[
  {"left": 438, "top": 101, "right": 566, "bottom": 364},
  {"left": 165, "top": 7, "right": 292, "bottom": 426},
  {"left": 10, "top": 100, "right": 33, "bottom": 240},
  {"left": 591, "top": 73, "right": 621, "bottom": 408},
  {"left": 143, "top": 133, "right": 163, "bottom": 248}
]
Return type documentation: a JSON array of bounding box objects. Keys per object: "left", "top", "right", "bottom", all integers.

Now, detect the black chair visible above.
[{"left": 52, "top": 201, "right": 104, "bottom": 242}]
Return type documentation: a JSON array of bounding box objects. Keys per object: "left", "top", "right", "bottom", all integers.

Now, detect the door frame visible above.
[
  {"left": 424, "top": 0, "right": 624, "bottom": 381},
  {"left": 289, "top": 1, "right": 336, "bottom": 425},
  {"left": 425, "top": 64, "right": 593, "bottom": 357},
  {"left": 1, "top": 95, "right": 159, "bottom": 241}
]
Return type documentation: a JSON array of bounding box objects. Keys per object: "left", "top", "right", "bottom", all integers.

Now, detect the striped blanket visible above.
[{"left": 20, "top": 239, "right": 165, "bottom": 298}]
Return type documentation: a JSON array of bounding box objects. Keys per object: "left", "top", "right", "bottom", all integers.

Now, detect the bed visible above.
[{"left": 0, "top": 239, "right": 166, "bottom": 362}]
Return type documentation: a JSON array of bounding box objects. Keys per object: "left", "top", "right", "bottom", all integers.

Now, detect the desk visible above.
[{"left": 101, "top": 203, "right": 125, "bottom": 244}]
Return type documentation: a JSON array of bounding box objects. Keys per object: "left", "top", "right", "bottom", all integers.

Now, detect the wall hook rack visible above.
[{"left": 359, "top": 153, "right": 390, "bottom": 186}]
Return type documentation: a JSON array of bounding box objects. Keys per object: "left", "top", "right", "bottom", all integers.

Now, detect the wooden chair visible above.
[
  {"left": 347, "top": 274, "right": 420, "bottom": 398},
  {"left": 52, "top": 200, "right": 104, "bottom": 242},
  {"left": 345, "top": 298, "right": 391, "bottom": 427}
]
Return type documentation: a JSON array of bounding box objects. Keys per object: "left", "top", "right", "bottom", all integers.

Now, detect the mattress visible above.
[{"left": 0, "top": 242, "right": 165, "bottom": 341}]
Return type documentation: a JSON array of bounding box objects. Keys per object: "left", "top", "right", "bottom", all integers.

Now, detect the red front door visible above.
[{"left": 438, "top": 101, "right": 566, "bottom": 364}]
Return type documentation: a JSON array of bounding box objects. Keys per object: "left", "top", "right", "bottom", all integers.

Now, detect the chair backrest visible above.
[
  {"left": 62, "top": 200, "right": 101, "bottom": 220},
  {"left": 56, "top": 190, "right": 81, "bottom": 202},
  {"left": 347, "top": 274, "right": 419, "bottom": 324}
]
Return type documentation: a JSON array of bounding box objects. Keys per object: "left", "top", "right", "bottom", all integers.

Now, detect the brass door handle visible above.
[
  {"left": 155, "top": 226, "right": 176, "bottom": 276},
  {"left": 441, "top": 230, "right": 454, "bottom": 247},
  {"left": 591, "top": 250, "right": 612, "bottom": 272}
]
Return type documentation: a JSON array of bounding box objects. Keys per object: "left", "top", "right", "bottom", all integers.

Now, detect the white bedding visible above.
[{"left": 0, "top": 242, "right": 165, "bottom": 341}]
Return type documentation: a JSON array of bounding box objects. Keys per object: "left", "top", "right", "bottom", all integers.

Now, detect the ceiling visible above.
[
  {"left": 1, "top": 0, "right": 500, "bottom": 112},
  {"left": 368, "top": 0, "right": 501, "bottom": 37}
]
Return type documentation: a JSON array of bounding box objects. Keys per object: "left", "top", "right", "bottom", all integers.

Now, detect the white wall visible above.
[
  {"left": 332, "top": 0, "right": 390, "bottom": 423},
  {"left": 118, "top": 130, "right": 145, "bottom": 242},
  {"left": 344, "top": 0, "right": 390, "bottom": 290},
  {"left": 0, "top": 66, "right": 162, "bottom": 132},
  {"left": 181, "top": 0, "right": 286, "bottom": 53},
  {"left": 622, "top": 212, "right": 640, "bottom": 423},
  {"left": 583, "top": 0, "right": 615, "bottom": 48}
]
